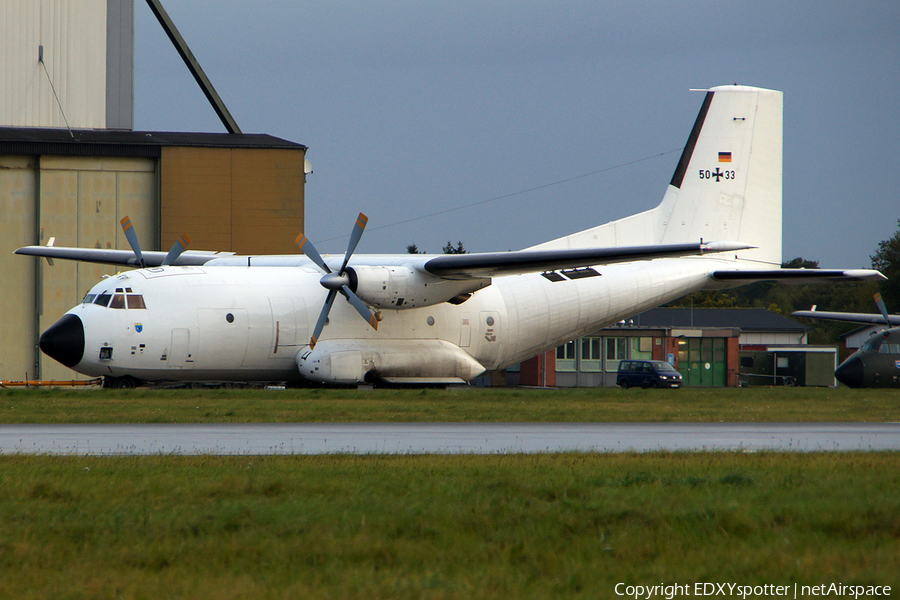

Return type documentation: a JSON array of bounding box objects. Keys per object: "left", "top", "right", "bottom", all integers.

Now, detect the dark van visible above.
[{"left": 617, "top": 360, "right": 683, "bottom": 388}]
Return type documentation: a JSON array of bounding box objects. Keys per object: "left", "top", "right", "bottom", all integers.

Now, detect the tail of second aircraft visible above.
[{"left": 531, "top": 85, "right": 783, "bottom": 266}]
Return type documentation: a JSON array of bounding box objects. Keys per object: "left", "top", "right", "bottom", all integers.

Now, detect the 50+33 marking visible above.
[{"left": 699, "top": 168, "right": 735, "bottom": 181}]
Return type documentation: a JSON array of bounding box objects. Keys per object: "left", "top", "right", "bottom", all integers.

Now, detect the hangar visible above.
[{"left": 0, "top": 0, "right": 307, "bottom": 381}]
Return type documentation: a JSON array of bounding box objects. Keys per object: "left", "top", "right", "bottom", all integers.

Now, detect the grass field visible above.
[
  {"left": 2, "top": 386, "right": 898, "bottom": 598},
  {"left": 1, "top": 385, "right": 898, "bottom": 424},
  {"left": 1, "top": 452, "right": 899, "bottom": 599}
]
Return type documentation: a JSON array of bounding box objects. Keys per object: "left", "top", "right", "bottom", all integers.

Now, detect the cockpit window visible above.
[
  {"left": 82, "top": 293, "right": 97, "bottom": 305},
  {"left": 91, "top": 288, "right": 146, "bottom": 309},
  {"left": 94, "top": 292, "right": 112, "bottom": 307},
  {"left": 862, "top": 337, "right": 884, "bottom": 353},
  {"left": 127, "top": 294, "right": 146, "bottom": 309},
  {"left": 860, "top": 336, "right": 900, "bottom": 354}
]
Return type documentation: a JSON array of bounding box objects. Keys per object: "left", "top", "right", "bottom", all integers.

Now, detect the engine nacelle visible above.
[
  {"left": 296, "top": 339, "right": 486, "bottom": 385},
  {"left": 347, "top": 266, "right": 489, "bottom": 309}
]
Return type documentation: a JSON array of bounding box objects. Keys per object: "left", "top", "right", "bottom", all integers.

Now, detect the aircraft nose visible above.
[
  {"left": 39, "top": 314, "right": 85, "bottom": 368},
  {"left": 834, "top": 355, "right": 864, "bottom": 388}
]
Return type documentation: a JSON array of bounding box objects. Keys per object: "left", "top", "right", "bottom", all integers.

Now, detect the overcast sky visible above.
[{"left": 134, "top": 0, "right": 899, "bottom": 268}]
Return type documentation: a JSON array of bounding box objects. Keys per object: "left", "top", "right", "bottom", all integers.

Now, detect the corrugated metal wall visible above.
[
  {"left": 160, "top": 147, "right": 305, "bottom": 256},
  {"left": 1, "top": 0, "right": 114, "bottom": 128}
]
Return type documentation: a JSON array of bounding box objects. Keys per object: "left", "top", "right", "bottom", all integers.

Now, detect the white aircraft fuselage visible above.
[{"left": 61, "top": 255, "right": 723, "bottom": 384}]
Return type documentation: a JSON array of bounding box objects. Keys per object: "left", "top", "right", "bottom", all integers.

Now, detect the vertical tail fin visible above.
[{"left": 531, "top": 85, "right": 783, "bottom": 266}]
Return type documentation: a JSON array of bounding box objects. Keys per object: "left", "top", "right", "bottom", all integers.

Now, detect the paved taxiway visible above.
[{"left": 1, "top": 422, "right": 898, "bottom": 455}]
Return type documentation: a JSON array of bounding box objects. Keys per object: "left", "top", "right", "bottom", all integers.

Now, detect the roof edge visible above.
[{"left": 0, "top": 127, "right": 307, "bottom": 158}]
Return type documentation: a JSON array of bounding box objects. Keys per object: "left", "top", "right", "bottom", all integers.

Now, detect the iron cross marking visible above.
[{"left": 712, "top": 168, "right": 724, "bottom": 182}]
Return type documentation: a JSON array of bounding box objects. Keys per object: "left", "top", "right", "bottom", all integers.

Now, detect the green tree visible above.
[
  {"left": 871, "top": 218, "right": 900, "bottom": 311},
  {"left": 442, "top": 240, "right": 467, "bottom": 254},
  {"left": 782, "top": 257, "right": 819, "bottom": 269},
  {"left": 664, "top": 290, "right": 738, "bottom": 308},
  {"left": 406, "top": 241, "right": 469, "bottom": 254}
]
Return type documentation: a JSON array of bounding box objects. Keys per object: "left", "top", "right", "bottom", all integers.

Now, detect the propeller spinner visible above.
[{"left": 296, "top": 213, "right": 379, "bottom": 349}]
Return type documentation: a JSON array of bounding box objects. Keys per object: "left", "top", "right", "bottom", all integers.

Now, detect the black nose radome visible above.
[
  {"left": 40, "top": 314, "right": 85, "bottom": 368},
  {"left": 834, "top": 355, "right": 864, "bottom": 388}
]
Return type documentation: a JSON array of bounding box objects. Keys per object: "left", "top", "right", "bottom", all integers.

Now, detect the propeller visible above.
[
  {"left": 875, "top": 292, "right": 893, "bottom": 338},
  {"left": 163, "top": 233, "right": 192, "bottom": 266},
  {"left": 120, "top": 216, "right": 145, "bottom": 268},
  {"left": 296, "top": 213, "right": 379, "bottom": 349},
  {"left": 874, "top": 292, "right": 891, "bottom": 325},
  {"left": 120, "top": 216, "right": 191, "bottom": 267}
]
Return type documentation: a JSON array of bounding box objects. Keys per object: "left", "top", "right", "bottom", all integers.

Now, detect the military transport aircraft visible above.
[
  {"left": 793, "top": 294, "right": 900, "bottom": 388},
  {"left": 17, "top": 85, "right": 885, "bottom": 388}
]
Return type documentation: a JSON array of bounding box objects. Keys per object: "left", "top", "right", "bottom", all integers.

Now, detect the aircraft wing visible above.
[
  {"left": 16, "top": 240, "right": 751, "bottom": 274},
  {"left": 422, "top": 241, "right": 753, "bottom": 279},
  {"left": 14, "top": 245, "right": 233, "bottom": 267},
  {"left": 791, "top": 309, "right": 900, "bottom": 326},
  {"left": 711, "top": 269, "right": 886, "bottom": 284}
]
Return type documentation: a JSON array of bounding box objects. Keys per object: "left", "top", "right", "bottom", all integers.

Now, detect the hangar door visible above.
[
  {"left": 677, "top": 338, "right": 727, "bottom": 386},
  {"left": 0, "top": 155, "right": 156, "bottom": 381}
]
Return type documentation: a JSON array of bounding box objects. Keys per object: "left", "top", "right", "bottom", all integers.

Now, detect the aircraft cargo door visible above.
[{"left": 168, "top": 328, "right": 193, "bottom": 369}]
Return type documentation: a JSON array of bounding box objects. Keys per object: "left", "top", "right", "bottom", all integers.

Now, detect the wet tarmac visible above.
[{"left": 1, "top": 422, "right": 898, "bottom": 455}]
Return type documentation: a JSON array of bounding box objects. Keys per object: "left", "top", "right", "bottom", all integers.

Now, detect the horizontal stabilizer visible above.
[
  {"left": 791, "top": 310, "right": 900, "bottom": 326},
  {"left": 712, "top": 269, "right": 886, "bottom": 284}
]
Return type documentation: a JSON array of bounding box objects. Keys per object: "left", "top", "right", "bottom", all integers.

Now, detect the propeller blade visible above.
[
  {"left": 296, "top": 233, "right": 331, "bottom": 274},
  {"left": 309, "top": 290, "right": 338, "bottom": 349},
  {"left": 875, "top": 292, "right": 891, "bottom": 325},
  {"left": 341, "top": 285, "right": 379, "bottom": 331},
  {"left": 120, "top": 216, "right": 145, "bottom": 268},
  {"left": 339, "top": 213, "right": 368, "bottom": 274},
  {"left": 162, "top": 234, "right": 191, "bottom": 266}
]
